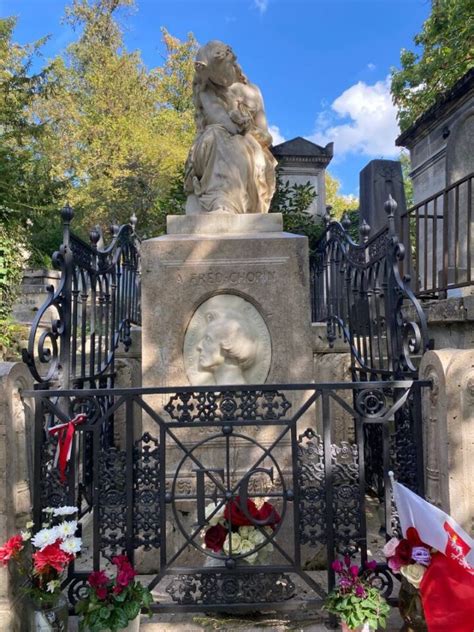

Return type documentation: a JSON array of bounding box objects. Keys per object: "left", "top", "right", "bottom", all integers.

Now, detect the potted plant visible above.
[
  {"left": 384, "top": 527, "right": 429, "bottom": 631},
  {"left": 0, "top": 505, "right": 82, "bottom": 631},
  {"left": 324, "top": 556, "right": 390, "bottom": 631},
  {"left": 75, "top": 555, "right": 153, "bottom": 631}
]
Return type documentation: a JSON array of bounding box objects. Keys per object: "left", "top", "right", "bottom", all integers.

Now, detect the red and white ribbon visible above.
[{"left": 48, "top": 414, "right": 87, "bottom": 483}]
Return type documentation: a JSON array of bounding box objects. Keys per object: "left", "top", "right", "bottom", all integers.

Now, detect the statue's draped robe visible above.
[{"left": 185, "top": 122, "right": 276, "bottom": 215}]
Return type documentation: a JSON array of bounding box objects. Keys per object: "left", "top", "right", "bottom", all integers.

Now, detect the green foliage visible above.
[
  {"left": 0, "top": 223, "right": 28, "bottom": 358},
  {"left": 34, "top": 1, "right": 197, "bottom": 236},
  {"left": 270, "top": 177, "right": 322, "bottom": 252},
  {"left": 391, "top": 0, "right": 474, "bottom": 131},
  {"left": 76, "top": 579, "right": 153, "bottom": 632},
  {"left": 324, "top": 585, "right": 391, "bottom": 630},
  {"left": 0, "top": 17, "right": 61, "bottom": 224},
  {"left": 325, "top": 172, "right": 359, "bottom": 221}
]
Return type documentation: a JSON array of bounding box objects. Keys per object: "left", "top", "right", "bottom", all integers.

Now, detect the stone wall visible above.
[
  {"left": 419, "top": 350, "right": 474, "bottom": 533},
  {"left": 0, "top": 362, "right": 34, "bottom": 630}
]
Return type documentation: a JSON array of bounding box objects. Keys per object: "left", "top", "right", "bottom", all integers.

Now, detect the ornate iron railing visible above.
[
  {"left": 399, "top": 172, "right": 473, "bottom": 296},
  {"left": 26, "top": 380, "right": 428, "bottom": 612},
  {"left": 310, "top": 196, "right": 429, "bottom": 379},
  {"left": 310, "top": 197, "right": 429, "bottom": 497},
  {"left": 22, "top": 206, "right": 141, "bottom": 390}
]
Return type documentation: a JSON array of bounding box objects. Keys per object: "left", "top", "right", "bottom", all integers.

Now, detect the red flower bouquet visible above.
[
  {"left": 75, "top": 555, "right": 153, "bottom": 631},
  {"left": 0, "top": 505, "right": 81, "bottom": 607},
  {"left": 384, "top": 527, "right": 432, "bottom": 588},
  {"left": 203, "top": 496, "right": 281, "bottom": 564}
]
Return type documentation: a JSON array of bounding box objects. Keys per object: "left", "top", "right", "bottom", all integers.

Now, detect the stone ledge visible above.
[{"left": 166, "top": 213, "right": 283, "bottom": 235}]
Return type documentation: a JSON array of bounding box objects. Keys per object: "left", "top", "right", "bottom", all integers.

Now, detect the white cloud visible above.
[
  {"left": 367, "top": 63, "right": 376, "bottom": 71},
  {"left": 269, "top": 124, "right": 285, "bottom": 146},
  {"left": 308, "top": 76, "right": 399, "bottom": 159},
  {"left": 254, "top": 0, "right": 269, "bottom": 14}
]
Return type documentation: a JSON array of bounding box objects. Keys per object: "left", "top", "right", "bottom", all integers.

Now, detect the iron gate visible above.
[{"left": 27, "top": 380, "right": 428, "bottom": 613}]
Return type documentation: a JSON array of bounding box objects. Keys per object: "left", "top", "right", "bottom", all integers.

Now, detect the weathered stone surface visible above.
[
  {"left": 313, "top": 352, "right": 354, "bottom": 443},
  {"left": 142, "top": 229, "right": 313, "bottom": 391},
  {"left": 167, "top": 213, "right": 283, "bottom": 235},
  {"left": 12, "top": 268, "right": 61, "bottom": 325},
  {"left": 403, "top": 297, "right": 474, "bottom": 350},
  {"left": 419, "top": 349, "right": 474, "bottom": 533},
  {"left": 0, "top": 362, "right": 34, "bottom": 630},
  {"left": 359, "top": 159, "right": 406, "bottom": 235}
]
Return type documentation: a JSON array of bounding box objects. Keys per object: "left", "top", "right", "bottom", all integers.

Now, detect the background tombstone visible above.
[
  {"left": 271, "top": 137, "right": 334, "bottom": 218},
  {"left": 359, "top": 159, "right": 406, "bottom": 235}
]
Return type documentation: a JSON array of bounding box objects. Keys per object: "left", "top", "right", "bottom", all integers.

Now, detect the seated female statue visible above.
[{"left": 184, "top": 40, "right": 277, "bottom": 215}]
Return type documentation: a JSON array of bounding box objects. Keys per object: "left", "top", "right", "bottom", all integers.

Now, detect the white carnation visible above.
[
  {"left": 223, "top": 533, "right": 242, "bottom": 555},
  {"left": 52, "top": 506, "right": 78, "bottom": 517},
  {"left": 56, "top": 521, "right": 78, "bottom": 539},
  {"left": 60, "top": 536, "right": 82, "bottom": 554},
  {"left": 31, "top": 527, "right": 59, "bottom": 550},
  {"left": 205, "top": 502, "right": 225, "bottom": 526}
]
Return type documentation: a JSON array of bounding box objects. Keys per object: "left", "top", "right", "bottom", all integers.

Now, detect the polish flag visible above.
[{"left": 390, "top": 474, "right": 474, "bottom": 631}]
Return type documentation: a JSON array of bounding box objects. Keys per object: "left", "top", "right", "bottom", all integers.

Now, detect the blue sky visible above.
[{"left": 2, "top": 0, "right": 431, "bottom": 196}]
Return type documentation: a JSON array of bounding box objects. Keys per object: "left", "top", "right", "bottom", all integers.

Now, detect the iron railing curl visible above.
[{"left": 22, "top": 205, "right": 141, "bottom": 389}]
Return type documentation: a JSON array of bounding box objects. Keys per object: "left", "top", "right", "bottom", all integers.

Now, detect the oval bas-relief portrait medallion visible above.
[{"left": 184, "top": 294, "right": 271, "bottom": 386}]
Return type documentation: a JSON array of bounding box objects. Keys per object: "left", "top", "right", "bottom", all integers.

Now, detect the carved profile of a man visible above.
[{"left": 196, "top": 310, "right": 257, "bottom": 385}]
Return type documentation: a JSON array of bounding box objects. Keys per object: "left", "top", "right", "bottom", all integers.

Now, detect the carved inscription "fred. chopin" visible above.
[{"left": 176, "top": 269, "right": 276, "bottom": 286}]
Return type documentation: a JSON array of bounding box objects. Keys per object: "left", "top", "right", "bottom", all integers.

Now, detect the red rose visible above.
[
  {"left": 224, "top": 497, "right": 258, "bottom": 527},
  {"left": 0, "top": 535, "right": 24, "bottom": 565},
  {"left": 204, "top": 524, "right": 227, "bottom": 552},
  {"left": 395, "top": 539, "right": 413, "bottom": 564},
  {"left": 33, "top": 543, "right": 71, "bottom": 574},
  {"left": 257, "top": 502, "right": 281, "bottom": 527},
  {"left": 88, "top": 570, "right": 108, "bottom": 588}
]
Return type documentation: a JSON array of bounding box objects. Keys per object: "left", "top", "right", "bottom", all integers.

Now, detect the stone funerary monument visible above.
[
  {"left": 142, "top": 40, "right": 313, "bottom": 395},
  {"left": 141, "top": 41, "right": 314, "bottom": 510}
]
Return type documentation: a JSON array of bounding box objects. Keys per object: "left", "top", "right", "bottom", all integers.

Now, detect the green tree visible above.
[
  {"left": 391, "top": 0, "right": 474, "bottom": 131},
  {"left": 34, "top": 0, "right": 197, "bottom": 236},
  {"left": 0, "top": 17, "right": 60, "bottom": 352}
]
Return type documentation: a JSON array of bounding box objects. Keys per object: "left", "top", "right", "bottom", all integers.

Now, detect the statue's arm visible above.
[
  {"left": 200, "top": 90, "right": 239, "bottom": 134},
  {"left": 253, "top": 109, "right": 273, "bottom": 146},
  {"left": 251, "top": 86, "right": 273, "bottom": 145}
]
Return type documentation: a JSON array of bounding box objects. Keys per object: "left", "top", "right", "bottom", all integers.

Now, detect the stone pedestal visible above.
[
  {"left": 140, "top": 215, "right": 314, "bottom": 569},
  {"left": 142, "top": 214, "right": 313, "bottom": 391},
  {"left": 419, "top": 349, "right": 474, "bottom": 534}
]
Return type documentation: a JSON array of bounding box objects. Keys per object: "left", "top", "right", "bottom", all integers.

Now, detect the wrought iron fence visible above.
[
  {"left": 310, "top": 197, "right": 429, "bottom": 498},
  {"left": 22, "top": 206, "right": 141, "bottom": 390},
  {"left": 310, "top": 196, "right": 428, "bottom": 379},
  {"left": 399, "top": 172, "right": 473, "bottom": 297},
  {"left": 26, "top": 380, "right": 428, "bottom": 613}
]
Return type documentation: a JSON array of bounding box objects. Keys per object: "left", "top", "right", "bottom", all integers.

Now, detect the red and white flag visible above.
[{"left": 391, "top": 474, "right": 474, "bottom": 631}]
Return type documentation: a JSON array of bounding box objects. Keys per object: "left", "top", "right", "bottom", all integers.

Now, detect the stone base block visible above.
[
  {"left": 166, "top": 213, "right": 283, "bottom": 235},
  {"left": 142, "top": 227, "right": 313, "bottom": 391}
]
